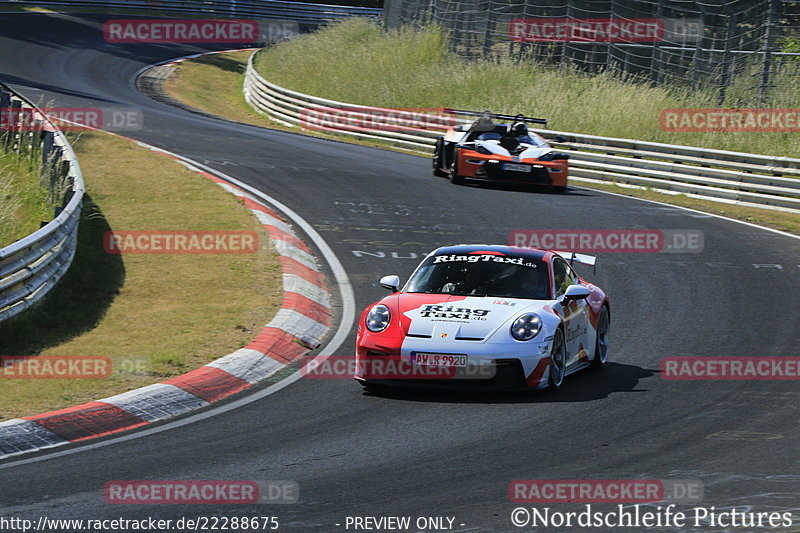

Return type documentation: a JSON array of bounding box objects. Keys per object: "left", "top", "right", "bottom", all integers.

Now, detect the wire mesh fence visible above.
[{"left": 384, "top": 0, "right": 800, "bottom": 106}]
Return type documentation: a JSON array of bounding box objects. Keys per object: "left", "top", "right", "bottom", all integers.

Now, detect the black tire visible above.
[
  {"left": 547, "top": 328, "right": 567, "bottom": 391},
  {"left": 433, "top": 139, "right": 448, "bottom": 177},
  {"left": 448, "top": 157, "right": 464, "bottom": 185},
  {"left": 592, "top": 306, "right": 610, "bottom": 369},
  {"left": 362, "top": 382, "right": 391, "bottom": 394}
]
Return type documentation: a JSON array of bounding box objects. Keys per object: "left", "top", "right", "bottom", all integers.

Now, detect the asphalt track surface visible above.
[{"left": 1, "top": 12, "right": 800, "bottom": 533}]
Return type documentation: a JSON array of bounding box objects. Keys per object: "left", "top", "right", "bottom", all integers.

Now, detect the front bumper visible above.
[
  {"left": 458, "top": 152, "right": 568, "bottom": 187},
  {"left": 355, "top": 337, "right": 553, "bottom": 389}
]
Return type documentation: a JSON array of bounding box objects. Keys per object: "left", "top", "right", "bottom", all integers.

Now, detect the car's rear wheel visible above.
[
  {"left": 433, "top": 139, "right": 448, "bottom": 177},
  {"left": 448, "top": 158, "right": 464, "bottom": 185},
  {"left": 592, "top": 306, "right": 610, "bottom": 369},
  {"left": 548, "top": 328, "right": 566, "bottom": 391}
]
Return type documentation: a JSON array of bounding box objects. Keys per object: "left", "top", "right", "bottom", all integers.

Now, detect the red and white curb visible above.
[{"left": 0, "top": 136, "right": 333, "bottom": 460}]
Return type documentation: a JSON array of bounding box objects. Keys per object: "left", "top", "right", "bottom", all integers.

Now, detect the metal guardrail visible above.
[
  {"left": 244, "top": 52, "right": 800, "bottom": 213},
  {"left": 0, "top": 83, "right": 84, "bottom": 323},
  {"left": 0, "top": 1, "right": 381, "bottom": 25}
]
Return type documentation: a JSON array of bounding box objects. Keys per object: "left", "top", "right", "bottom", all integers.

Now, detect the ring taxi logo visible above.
[
  {"left": 419, "top": 305, "right": 490, "bottom": 321},
  {"left": 433, "top": 254, "right": 539, "bottom": 268}
]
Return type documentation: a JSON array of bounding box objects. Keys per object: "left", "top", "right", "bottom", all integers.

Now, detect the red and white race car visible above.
[
  {"left": 432, "top": 110, "right": 570, "bottom": 191},
  {"left": 355, "top": 244, "right": 610, "bottom": 391}
]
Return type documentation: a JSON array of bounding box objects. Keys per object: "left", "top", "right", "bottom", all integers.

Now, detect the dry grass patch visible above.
[{"left": 0, "top": 130, "right": 282, "bottom": 420}]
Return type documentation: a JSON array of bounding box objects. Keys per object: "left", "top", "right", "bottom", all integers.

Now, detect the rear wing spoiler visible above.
[
  {"left": 443, "top": 108, "right": 548, "bottom": 126},
  {"left": 554, "top": 251, "right": 597, "bottom": 273}
]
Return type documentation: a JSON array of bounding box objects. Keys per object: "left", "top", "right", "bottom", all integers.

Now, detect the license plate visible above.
[
  {"left": 411, "top": 353, "right": 467, "bottom": 367},
  {"left": 502, "top": 163, "right": 532, "bottom": 172}
]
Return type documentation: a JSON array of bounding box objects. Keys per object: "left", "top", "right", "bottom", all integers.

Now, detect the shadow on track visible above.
[
  {"left": 443, "top": 178, "right": 597, "bottom": 197},
  {"left": 360, "top": 362, "right": 656, "bottom": 404},
  {"left": 0, "top": 193, "right": 125, "bottom": 354}
]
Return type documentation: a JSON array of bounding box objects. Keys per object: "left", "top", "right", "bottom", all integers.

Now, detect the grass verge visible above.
[
  {"left": 161, "top": 50, "right": 408, "bottom": 151},
  {"left": 0, "top": 130, "right": 282, "bottom": 421},
  {"left": 0, "top": 148, "right": 52, "bottom": 248},
  {"left": 161, "top": 32, "right": 800, "bottom": 235},
  {"left": 255, "top": 18, "right": 800, "bottom": 159}
]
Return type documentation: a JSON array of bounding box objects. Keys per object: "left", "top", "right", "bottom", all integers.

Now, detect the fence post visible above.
[
  {"left": 482, "top": 0, "right": 493, "bottom": 57},
  {"left": 759, "top": 0, "right": 779, "bottom": 104},
  {"left": 383, "top": 0, "right": 403, "bottom": 30},
  {"left": 717, "top": 12, "right": 737, "bottom": 106},
  {"left": 650, "top": 0, "right": 664, "bottom": 84}
]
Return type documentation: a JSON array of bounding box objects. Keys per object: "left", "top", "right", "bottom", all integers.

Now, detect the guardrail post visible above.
[
  {"left": 6, "top": 99, "right": 22, "bottom": 152},
  {"left": 47, "top": 144, "right": 64, "bottom": 204},
  {"left": 40, "top": 130, "right": 55, "bottom": 167},
  {"left": 0, "top": 90, "right": 9, "bottom": 148},
  {"left": 40, "top": 130, "right": 56, "bottom": 187}
]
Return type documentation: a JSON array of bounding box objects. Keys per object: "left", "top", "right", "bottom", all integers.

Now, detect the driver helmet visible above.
[{"left": 511, "top": 122, "right": 528, "bottom": 137}]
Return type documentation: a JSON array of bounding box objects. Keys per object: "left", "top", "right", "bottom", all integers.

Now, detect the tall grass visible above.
[
  {"left": 0, "top": 150, "right": 51, "bottom": 248},
  {"left": 255, "top": 18, "right": 800, "bottom": 158}
]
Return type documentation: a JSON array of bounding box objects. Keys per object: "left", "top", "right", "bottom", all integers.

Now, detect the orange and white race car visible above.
[{"left": 432, "top": 109, "right": 570, "bottom": 192}]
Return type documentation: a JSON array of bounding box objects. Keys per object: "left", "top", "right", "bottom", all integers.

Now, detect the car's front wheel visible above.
[
  {"left": 548, "top": 328, "right": 566, "bottom": 391},
  {"left": 361, "top": 381, "right": 391, "bottom": 394},
  {"left": 433, "top": 139, "right": 448, "bottom": 177},
  {"left": 592, "top": 306, "right": 610, "bottom": 369},
  {"left": 448, "top": 158, "right": 464, "bottom": 185}
]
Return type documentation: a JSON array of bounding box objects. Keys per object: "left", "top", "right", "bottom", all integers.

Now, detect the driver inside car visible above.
[{"left": 440, "top": 266, "right": 492, "bottom": 295}]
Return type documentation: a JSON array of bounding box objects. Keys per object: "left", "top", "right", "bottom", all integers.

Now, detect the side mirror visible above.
[
  {"left": 562, "top": 284, "right": 590, "bottom": 302},
  {"left": 379, "top": 275, "right": 401, "bottom": 292}
]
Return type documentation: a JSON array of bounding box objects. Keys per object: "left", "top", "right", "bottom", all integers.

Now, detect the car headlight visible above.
[
  {"left": 510, "top": 313, "right": 543, "bottom": 341},
  {"left": 366, "top": 304, "right": 391, "bottom": 332}
]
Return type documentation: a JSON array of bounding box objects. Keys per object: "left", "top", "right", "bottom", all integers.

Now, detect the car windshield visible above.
[
  {"left": 404, "top": 253, "right": 550, "bottom": 300},
  {"left": 477, "top": 132, "right": 502, "bottom": 141},
  {"left": 516, "top": 134, "right": 541, "bottom": 145}
]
